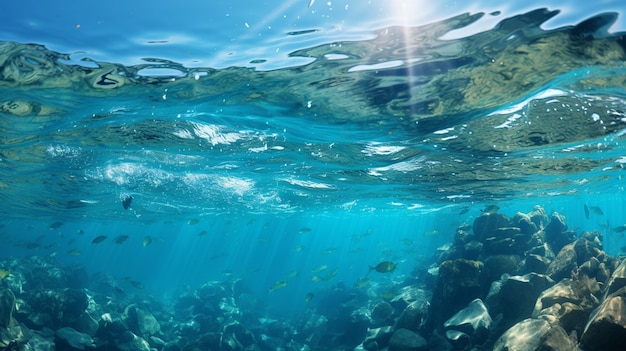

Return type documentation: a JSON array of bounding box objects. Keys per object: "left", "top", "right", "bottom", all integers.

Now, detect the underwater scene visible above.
[{"left": 2, "top": 0, "right": 626, "bottom": 350}]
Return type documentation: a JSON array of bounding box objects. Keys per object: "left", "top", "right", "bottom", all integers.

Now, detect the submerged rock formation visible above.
[{"left": 0, "top": 204, "right": 625, "bottom": 351}]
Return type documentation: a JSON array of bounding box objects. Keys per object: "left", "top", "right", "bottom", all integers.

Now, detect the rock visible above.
[
  {"left": 123, "top": 304, "right": 161, "bottom": 338},
  {"left": 473, "top": 212, "right": 511, "bottom": 242},
  {"left": 486, "top": 273, "right": 553, "bottom": 326},
  {"left": 581, "top": 292, "right": 626, "bottom": 350},
  {"left": 493, "top": 318, "right": 575, "bottom": 351},
  {"left": 544, "top": 212, "right": 569, "bottom": 252},
  {"left": 371, "top": 302, "right": 395, "bottom": 323},
  {"left": 55, "top": 327, "right": 94, "bottom": 350},
  {"left": 484, "top": 255, "right": 521, "bottom": 282},
  {"left": 522, "top": 254, "right": 551, "bottom": 274},
  {"left": 62, "top": 288, "right": 88, "bottom": 320},
  {"left": 0, "top": 288, "right": 15, "bottom": 328},
  {"left": 513, "top": 212, "right": 538, "bottom": 235},
  {"left": 443, "top": 298, "right": 492, "bottom": 344},
  {"left": 546, "top": 242, "right": 578, "bottom": 282},
  {"left": 528, "top": 206, "right": 548, "bottom": 229},
  {"left": 395, "top": 300, "right": 429, "bottom": 333},
  {"left": 117, "top": 331, "right": 151, "bottom": 351},
  {"left": 25, "top": 329, "right": 55, "bottom": 351},
  {"left": 532, "top": 277, "right": 600, "bottom": 333},
  {"left": 70, "top": 312, "right": 99, "bottom": 336},
  {"left": 222, "top": 321, "right": 256, "bottom": 349},
  {"left": 429, "top": 259, "right": 486, "bottom": 328},
  {"left": 0, "top": 288, "right": 27, "bottom": 348},
  {"left": 388, "top": 328, "right": 427, "bottom": 351},
  {"left": 444, "top": 330, "right": 470, "bottom": 350},
  {"left": 603, "top": 258, "right": 626, "bottom": 300},
  {"left": 362, "top": 326, "right": 394, "bottom": 350},
  {"left": 462, "top": 240, "right": 483, "bottom": 260}
]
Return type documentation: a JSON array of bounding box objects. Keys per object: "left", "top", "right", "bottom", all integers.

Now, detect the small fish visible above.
[
  {"left": 49, "top": 221, "right": 64, "bottom": 230},
  {"left": 76, "top": 229, "right": 85, "bottom": 235},
  {"left": 187, "top": 219, "right": 200, "bottom": 225},
  {"left": 312, "top": 264, "right": 328, "bottom": 273},
  {"left": 198, "top": 230, "right": 208, "bottom": 237},
  {"left": 305, "top": 292, "right": 314, "bottom": 302},
  {"left": 286, "top": 29, "right": 319, "bottom": 36},
  {"left": 379, "top": 291, "right": 395, "bottom": 300},
  {"left": 114, "top": 235, "right": 129, "bottom": 244},
  {"left": 292, "top": 245, "right": 304, "bottom": 253},
  {"left": 355, "top": 277, "right": 370, "bottom": 289},
  {"left": 370, "top": 261, "right": 397, "bottom": 273},
  {"left": 0, "top": 269, "right": 11, "bottom": 279},
  {"left": 588, "top": 206, "right": 604, "bottom": 216},
  {"left": 142, "top": 236, "right": 153, "bottom": 247},
  {"left": 424, "top": 230, "right": 440, "bottom": 237},
  {"left": 307, "top": 0, "right": 315, "bottom": 8},
  {"left": 613, "top": 225, "right": 626, "bottom": 233},
  {"left": 67, "top": 249, "right": 82, "bottom": 256},
  {"left": 311, "top": 275, "right": 322, "bottom": 283},
  {"left": 286, "top": 270, "right": 299, "bottom": 279},
  {"left": 584, "top": 204, "right": 590, "bottom": 219},
  {"left": 269, "top": 281, "right": 288, "bottom": 293},
  {"left": 481, "top": 205, "right": 499, "bottom": 214},
  {"left": 121, "top": 195, "right": 133, "bottom": 210},
  {"left": 298, "top": 227, "right": 312, "bottom": 233},
  {"left": 92, "top": 235, "right": 108, "bottom": 244}
]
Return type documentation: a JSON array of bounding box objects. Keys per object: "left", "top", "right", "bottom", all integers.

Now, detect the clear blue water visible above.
[{"left": 1, "top": 0, "right": 626, "bottom": 336}]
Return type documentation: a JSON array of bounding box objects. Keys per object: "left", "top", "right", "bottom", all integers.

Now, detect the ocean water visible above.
[{"left": 1, "top": 0, "right": 626, "bottom": 349}]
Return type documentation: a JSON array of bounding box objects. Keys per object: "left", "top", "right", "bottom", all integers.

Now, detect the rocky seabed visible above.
[{"left": 1, "top": 205, "right": 626, "bottom": 351}]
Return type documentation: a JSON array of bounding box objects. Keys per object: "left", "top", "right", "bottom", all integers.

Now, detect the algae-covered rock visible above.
[{"left": 473, "top": 213, "right": 511, "bottom": 242}]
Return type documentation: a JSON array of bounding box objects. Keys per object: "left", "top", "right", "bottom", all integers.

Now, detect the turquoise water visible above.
[{"left": 2, "top": 0, "right": 626, "bottom": 349}]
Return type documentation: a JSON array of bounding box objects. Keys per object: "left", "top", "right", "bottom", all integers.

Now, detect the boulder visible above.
[
  {"left": 371, "top": 302, "right": 395, "bottom": 324},
  {"left": 486, "top": 273, "right": 553, "bottom": 326},
  {"left": 483, "top": 255, "right": 521, "bottom": 282},
  {"left": 117, "top": 331, "right": 151, "bottom": 351},
  {"left": 388, "top": 328, "right": 427, "bottom": 351},
  {"left": 123, "top": 304, "right": 161, "bottom": 338},
  {"left": 522, "top": 254, "right": 551, "bottom": 274},
  {"left": 473, "top": 212, "right": 511, "bottom": 242},
  {"left": 55, "top": 327, "right": 94, "bottom": 350},
  {"left": 0, "top": 288, "right": 27, "bottom": 348},
  {"left": 362, "top": 326, "right": 394, "bottom": 350},
  {"left": 603, "top": 258, "right": 626, "bottom": 300},
  {"left": 395, "top": 300, "right": 429, "bottom": 333},
  {"left": 581, "top": 291, "right": 626, "bottom": 350},
  {"left": 0, "top": 288, "right": 15, "bottom": 328},
  {"left": 444, "top": 330, "right": 470, "bottom": 350},
  {"left": 25, "top": 329, "right": 55, "bottom": 351},
  {"left": 443, "top": 298, "right": 492, "bottom": 344},
  {"left": 544, "top": 212, "right": 572, "bottom": 253},
  {"left": 428, "top": 259, "right": 486, "bottom": 328},
  {"left": 62, "top": 289, "right": 88, "bottom": 320},
  {"left": 527, "top": 206, "right": 549, "bottom": 230},
  {"left": 493, "top": 318, "right": 575, "bottom": 351},
  {"left": 546, "top": 242, "right": 578, "bottom": 282},
  {"left": 513, "top": 212, "right": 538, "bottom": 235},
  {"left": 532, "top": 277, "right": 600, "bottom": 333}
]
